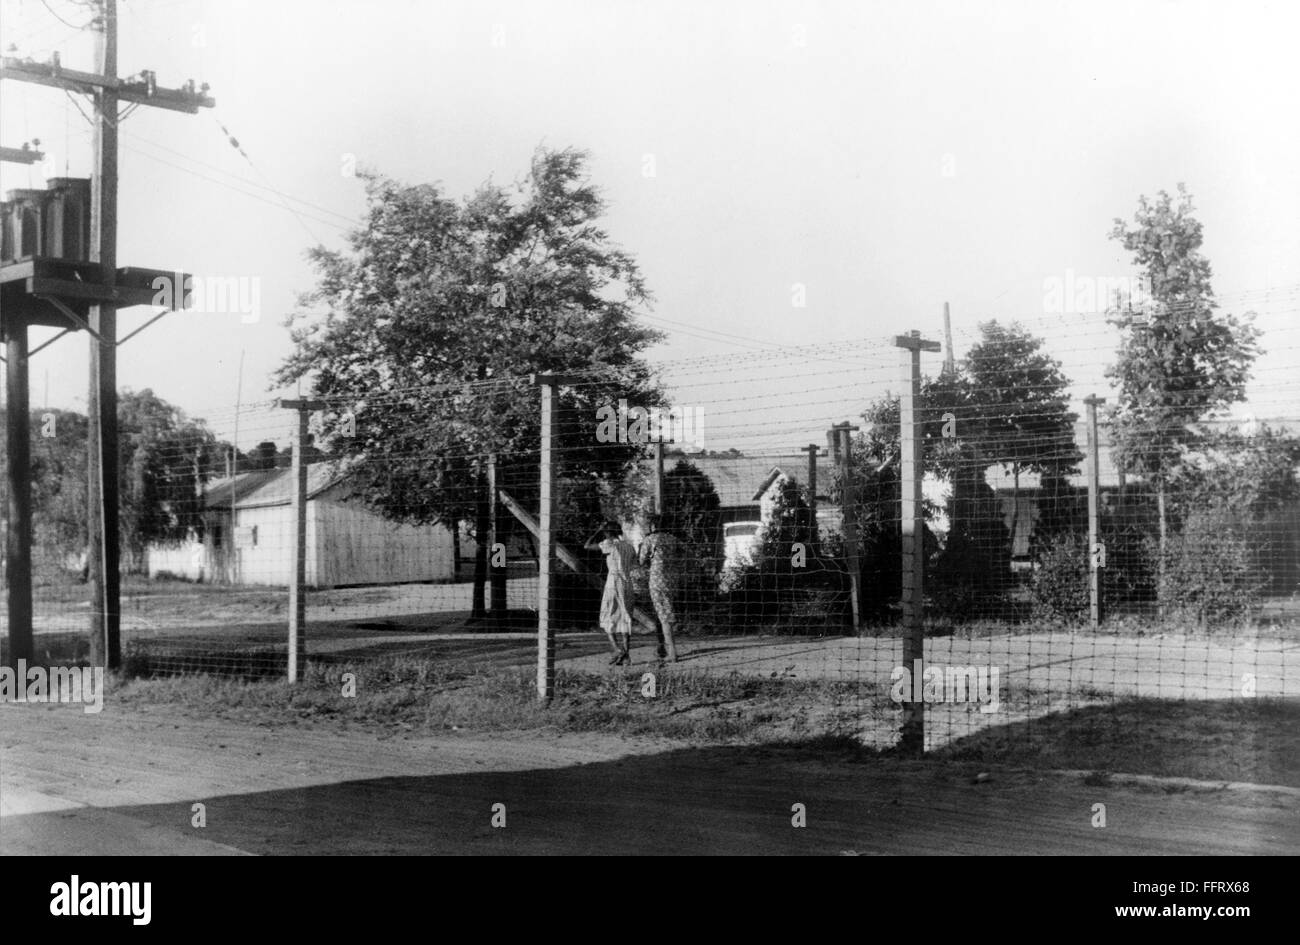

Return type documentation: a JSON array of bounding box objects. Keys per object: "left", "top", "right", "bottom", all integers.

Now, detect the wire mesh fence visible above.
[{"left": 4, "top": 304, "right": 1299, "bottom": 757}]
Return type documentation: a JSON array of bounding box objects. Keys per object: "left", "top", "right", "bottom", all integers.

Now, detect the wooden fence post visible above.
[
  {"left": 895, "top": 331, "right": 940, "bottom": 756},
  {"left": 277, "top": 398, "right": 323, "bottom": 682}
]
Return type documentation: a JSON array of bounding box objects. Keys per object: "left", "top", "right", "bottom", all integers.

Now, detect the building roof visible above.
[
  {"left": 660, "top": 453, "right": 833, "bottom": 508},
  {"left": 984, "top": 421, "right": 1128, "bottom": 491},
  {"left": 202, "top": 462, "right": 350, "bottom": 511}
]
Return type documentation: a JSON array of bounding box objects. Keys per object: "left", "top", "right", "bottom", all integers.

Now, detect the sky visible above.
[{"left": 2, "top": 0, "right": 1299, "bottom": 452}]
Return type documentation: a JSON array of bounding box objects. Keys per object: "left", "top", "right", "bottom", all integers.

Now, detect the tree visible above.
[
  {"left": 1106, "top": 185, "right": 1260, "bottom": 560},
  {"left": 661, "top": 461, "right": 722, "bottom": 552},
  {"left": 276, "top": 146, "right": 665, "bottom": 618},
  {"left": 15, "top": 408, "right": 89, "bottom": 569},
  {"left": 947, "top": 320, "right": 1080, "bottom": 487},
  {"left": 929, "top": 320, "right": 1080, "bottom": 559},
  {"left": 245, "top": 441, "right": 279, "bottom": 471},
  {"left": 1166, "top": 423, "right": 1300, "bottom": 603},
  {"left": 727, "top": 476, "right": 849, "bottom": 631},
  {"left": 850, "top": 322, "right": 1077, "bottom": 616},
  {"left": 117, "top": 389, "right": 223, "bottom": 568},
  {"left": 661, "top": 460, "right": 724, "bottom": 610},
  {"left": 1, "top": 393, "right": 225, "bottom": 577}
]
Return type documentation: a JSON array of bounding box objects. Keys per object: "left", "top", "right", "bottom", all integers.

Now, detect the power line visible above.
[
  {"left": 207, "top": 111, "right": 324, "bottom": 244},
  {"left": 120, "top": 142, "right": 352, "bottom": 231},
  {"left": 120, "top": 128, "right": 358, "bottom": 224},
  {"left": 37, "top": 0, "right": 93, "bottom": 31}
]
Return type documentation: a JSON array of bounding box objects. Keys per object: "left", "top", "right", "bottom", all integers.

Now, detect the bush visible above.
[
  {"left": 1100, "top": 527, "right": 1158, "bottom": 612},
  {"left": 1157, "top": 512, "right": 1264, "bottom": 623},
  {"left": 929, "top": 524, "right": 1009, "bottom": 619},
  {"left": 716, "top": 480, "right": 851, "bottom": 632},
  {"left": 720, "top": 562, "right": 850, "bottom": 633},
  {"left": 1029, "top": 533, "right": 1089, "bottom": 620}
]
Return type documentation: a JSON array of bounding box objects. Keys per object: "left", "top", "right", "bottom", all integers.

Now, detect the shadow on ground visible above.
[
  {"left": 7, "top": 739, "right": 1294, "bottom": 856},
  {"left": 933, "top": 697, "right": 1300, "bottom": 788}
]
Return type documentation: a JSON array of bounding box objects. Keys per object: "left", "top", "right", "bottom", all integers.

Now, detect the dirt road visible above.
[{"left": 2, "top": 702, "right": 1295, "bottom": 855}]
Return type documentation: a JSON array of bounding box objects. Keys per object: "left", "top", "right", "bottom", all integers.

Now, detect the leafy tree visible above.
[
  {"left": 661, "top": 461, "right": 722, "bottom": 550},
  {"left": 849, "top": 321, "right": 1075, "bottom": 617},
  {"left": 276, "top": 146, "right": 665, "bottom": 618},
  {"left": 755, "top": 477, "right": 815, "bottom": 566},
  {"left": 943, "top": 320, "right": 1080, "bottom": 486},
  {"left": 2, "top": 393, "right": 224, "bottom": 575},
  {"left": 1164, "top": 423, "right": 1300, "bottom": 602},
  {"left": 661, "top": 460, "right": 723, "bottom": 608},
  {"left": 726, "top": 476, "right": 850, "bottom": 632},
  {"left": 1172, "top": 424, "right": 1300, "bottom": 519},
  {"left": 14, "top": 408, "right": 89, "bottom": 568},
  {"left": 839, "top": 397, "right": 910, "bottom": 619},
  {"left": 1106, "top": 185, "right": 1261, "bottom": 559},
  {"left": 117, "top": 389, "right": 223, "bottom": 567},
  {"left": 245, "top": 441, "right": 279, "bottom": 471},
  {"left": 928, "top": 320, "right": 1080, "bottom": 560}
]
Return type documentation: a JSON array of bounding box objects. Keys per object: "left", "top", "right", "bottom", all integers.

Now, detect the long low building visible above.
[{"left": 146, "top": 463, "right": 472, "bottom": 588}]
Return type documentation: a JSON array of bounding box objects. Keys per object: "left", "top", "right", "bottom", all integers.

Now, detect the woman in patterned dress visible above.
[
  {"left": 638, "top": 513, "right": 682, "bottom": 663},
  {"left": 584, "top": 521, "right": 637, "bottom": 665}
]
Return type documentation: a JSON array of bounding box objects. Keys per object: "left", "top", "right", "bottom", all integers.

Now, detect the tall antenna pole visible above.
[{"left": 942, "top": 301, "right": 955, "bottom": 377}]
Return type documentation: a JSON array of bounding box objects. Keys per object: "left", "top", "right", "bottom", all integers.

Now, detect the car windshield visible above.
[{"left": 726, "top": 523, "right": 760, "bottom": 538}]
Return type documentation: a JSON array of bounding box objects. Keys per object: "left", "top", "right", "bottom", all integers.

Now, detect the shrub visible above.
[
  {"left": 1157, "top": 512, "right": 1264, "bottom": 623},
  {"left": 1029, "top": 532, "right": 1089, "bottom": 620},
  {"left": 721, "top": 563, "right": 850, "bottom": 633},
  {"left": 929, "top": 525, "right": 1009, "bottom": 619},
  {"left": 720, "top": 479, "right": 850, "bottom": 633}
]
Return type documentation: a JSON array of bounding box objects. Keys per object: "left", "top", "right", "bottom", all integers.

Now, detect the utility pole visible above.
[
  {"left": 895, "top": 330, "right": 941, "bottom": 757},
  {"left": 87, "top": 0, "right": 122, "bottom": 670},
  {"left": 1084, "top": 395, "right": 1106, "bottom": 628},
  {"left": 830, "top": 422, "right": 861, "bottom": 629},
  {"left": 1, "top": 1, "right": 214, "bottom": 669},
  {"left": 278, "top": 398, "right": 323, "bottom": 682}
]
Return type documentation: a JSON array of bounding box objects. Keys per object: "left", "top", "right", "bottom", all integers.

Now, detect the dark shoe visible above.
[{"left": 656, "top": 645, "right": 668, "bottom": 660}]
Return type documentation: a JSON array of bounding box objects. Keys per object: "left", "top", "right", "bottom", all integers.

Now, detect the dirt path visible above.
[{"left": 2, "top": 703, "right": 1295, "bottom": 855}]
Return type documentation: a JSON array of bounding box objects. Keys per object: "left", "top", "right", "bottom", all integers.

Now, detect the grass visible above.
[
  {"left": 90, "top": 647, "right": 1300, "bottom": 788},
  {"left": 112, "top": 657, "right": 880, "bottom": 744}
]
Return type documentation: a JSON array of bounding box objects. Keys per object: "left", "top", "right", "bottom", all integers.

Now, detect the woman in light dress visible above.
[{"left": 584, "top": 521, "right": 638, "bottom": 665}]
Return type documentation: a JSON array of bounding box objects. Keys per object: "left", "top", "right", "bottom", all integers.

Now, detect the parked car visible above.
[
  {"left": 719, "top": 521, "right": 764, "bottom": 591},
  {"left": 723, "top": 521, "right": 763, "bottom": 569}
]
